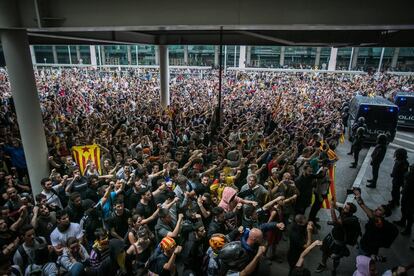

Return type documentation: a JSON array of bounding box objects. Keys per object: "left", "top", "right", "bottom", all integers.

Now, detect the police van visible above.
[
  {"left": 348, "top": 96, "right": 399, "bottom": 143},
  {"left": 394, "top": 91, "right": 414, "bottom": 128}
]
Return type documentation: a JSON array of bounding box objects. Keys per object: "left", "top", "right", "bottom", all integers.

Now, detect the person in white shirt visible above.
[
  {"left": 50, "top": 210, "right": 84, "bottom": 255},
  {"left": 40, "top": 176, "right": 67, "bottom": 210}
]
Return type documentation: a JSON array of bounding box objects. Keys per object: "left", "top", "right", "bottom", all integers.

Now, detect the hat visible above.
[
  {"left": 160, "top": 237, "right": 176, "bottom": 252},
  {"left": 209, "top": 236, "right": 226, "bottom": 252}
]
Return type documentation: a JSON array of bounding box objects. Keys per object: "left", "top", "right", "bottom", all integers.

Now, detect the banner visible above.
[{"left": 71, "top": 144, "right": 101, "bottom": 176}]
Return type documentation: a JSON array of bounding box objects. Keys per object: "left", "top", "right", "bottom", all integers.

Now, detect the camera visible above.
[{"left": 346, "top": 187, "right": 361, "bottom": 195}]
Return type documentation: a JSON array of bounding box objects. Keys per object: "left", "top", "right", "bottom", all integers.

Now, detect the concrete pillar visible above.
[
  {"left": 135, "top": 45, "right": 139, "bottom": 65},
  {"left": 76, "top": 46, "right": 81, "bottom": 63},
  {"left": 155, "top": 46, "right": 159, "bottom": 65},
  {"left": 328, "top": 47, "right": 338, "bottom": 71},
  {"left": 377, "top": 47, "right": 385, "bottom": 73},
  {"left": 29, "top": 45, "right": 36, "bottom": 65},
  {"left": 351, "top": 47, "right": 359, "bottom": 69},
  {"left": 391, "top": 47, "right": 400, "bottom": 68},
  {"left": 90, "top": 46, "right": 97, "bottom": 66},
  {"left": 315, "top": 47, "right": 321, "bottom": 67},
  {"left": 214, "top": 46, "right": 219, "bottom": 67},
  {"left": 0, "top": 30, "right": 49, "bottom": 197},
  {"left": 279, "top": 46, "right": 285, "bottom": 67},
  {"left": 184, "top": 45, "right": 188, "bottom": 65},
  {"left": 127, "top": 45, "right": 132, "bottom": 65},
  {"left": 246, "top": 46, "right": 251, "bottom": 67},
  {"left": 100, "top": 46, "right": 106, "bottom": 65},
  {"left": 67, "top": 46, "right": 72, "bottom": 64},
  {"left": 52, "top": 45, "right": 58, "bottom": 64},
  {"left": 159, "top": 45, "right": 170, "bottom": 108},
  {"left": 239, "top": 46, "right": 246, "bottom": 68}
]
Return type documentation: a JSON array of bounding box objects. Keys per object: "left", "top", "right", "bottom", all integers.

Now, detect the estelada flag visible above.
[
  {"left": 71, "top": 144, "right": 101, "bottom": 176},
  {"left": 322, "top": 165, "right": 337, "bottom": 208},
  {"left": 311, "top": 165, "right": 337, "bottom": 209}
]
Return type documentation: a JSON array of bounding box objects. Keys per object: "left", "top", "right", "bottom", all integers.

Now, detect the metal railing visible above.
[
  {"left": 226, "top": 67, "right": 367, "bottom": 74},
  {"left": 26, "top": 63, "right": 414, "bottom": 75}
]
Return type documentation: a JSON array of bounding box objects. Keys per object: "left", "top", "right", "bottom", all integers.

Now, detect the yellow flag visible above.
[{"left": 339, "top": 133, "right": 345, "bottom": 144}]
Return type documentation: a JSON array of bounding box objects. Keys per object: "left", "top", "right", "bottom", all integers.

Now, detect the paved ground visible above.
[{"left": 268, "top": 129, "right": 414, "bottom": 275}]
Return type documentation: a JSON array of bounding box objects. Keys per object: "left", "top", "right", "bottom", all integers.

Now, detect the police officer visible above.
[
  {"left": 347, "top": 117, "right": 366, "bottom": 155},
  {"left": 367, "top": 134, "right": 388, "bottom": 188},
  {"left": 350, "top": 127, "right": 365, "bottom": 168}
]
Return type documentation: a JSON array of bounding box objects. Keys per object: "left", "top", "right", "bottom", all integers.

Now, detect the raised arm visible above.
[
  {"left": 201, "top": 165, "right": 217, "bottom": 177},
  {"left": 10, "top": 206, "right": 28, "bottom": 232},
  {"left": 197, "top": 196, "right": 211, "bottom": 219},
  {"left": 240, "top": 246, "right": 266, "bottom": 276},
  {"left": 166, "top": 213, "right": 184, "bottom": 238},
  {"left": 140, "top": 207, "right": 160, "bottom": 225},
  {"left": 295, "top": 240, "right": 323, "bottom": 268},
  {"left": 354, "top": 191, "right": 374, "bottom": 219}
]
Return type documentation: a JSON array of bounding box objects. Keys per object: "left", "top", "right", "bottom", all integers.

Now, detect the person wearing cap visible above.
[
  {"left": 205, "top": 234, "right": 227, "bottom": 276},
  {"left": 147, "top": 236, "right": 182, "bottom": 276}
]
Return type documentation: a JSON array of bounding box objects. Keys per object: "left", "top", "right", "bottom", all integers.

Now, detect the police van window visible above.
[
  {"left": 396, "top": 97, "right": 408, "bottom": 107},
  {"left": 406, "top": 97, "right": 414, "bottom": 106},
  {"left": 359, "top": 106, "right": 397, "bottom": 125},
  {"left": 396, "top": 96, "right": 414, "bottom": 107}
]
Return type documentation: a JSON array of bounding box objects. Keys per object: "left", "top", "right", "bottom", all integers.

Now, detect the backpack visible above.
[
  {"left": 202, "top": 249, "right": 220, "bottom": 276},
  {"left": 25, "top": 264, "right": 44, "bottom": 276},
  {"left": 343, "top": 216, "right": 362, "bottom": 246},
  {"left": 46, "top": 188, "right": 64, "bottom": 210},
  {"left": 381, "top": 220, "right": 399, "bottom": 248},
  {"left": 17, "top": 237, "right": 45, "bottom": 269}
]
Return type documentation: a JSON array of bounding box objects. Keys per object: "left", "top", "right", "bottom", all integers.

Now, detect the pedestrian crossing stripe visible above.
[{"left": 394, "top": 137, "right": 414, "bottom": 146}]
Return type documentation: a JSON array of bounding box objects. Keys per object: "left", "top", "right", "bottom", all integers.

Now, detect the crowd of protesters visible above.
[{"left": 0, "top": 67, "right": 414, "bottom": 276}]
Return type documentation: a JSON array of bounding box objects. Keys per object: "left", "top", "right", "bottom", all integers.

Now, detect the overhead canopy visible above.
[{"left": 1, "top": 0, "right": 414, "bottom": 46}]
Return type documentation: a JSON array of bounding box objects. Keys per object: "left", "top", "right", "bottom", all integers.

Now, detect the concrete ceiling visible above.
[{"left": 1, "top": 0, "right": 414, "bottom": 46}]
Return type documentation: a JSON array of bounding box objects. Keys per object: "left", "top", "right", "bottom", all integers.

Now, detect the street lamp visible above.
[{"left": 43, "top": 58, "right": 47, "bottom": 64}]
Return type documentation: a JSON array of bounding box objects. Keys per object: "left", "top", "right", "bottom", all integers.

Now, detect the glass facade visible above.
[{"left": 1, "top": 44, "right": 414, "bottom": 71}]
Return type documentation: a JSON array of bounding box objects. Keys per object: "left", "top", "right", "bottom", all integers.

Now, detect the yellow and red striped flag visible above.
[
  {"left": 339, "top": 133, "right": 345, "bottom": 144},
  {"left": 322, "top": 165, "right": 337, "bottom": 208},
  {"left": 311, "top": 165, "right": 337, "bottom": 209},
  {"left": 71, "top": 144, "right": 102, "bottom": 176}
]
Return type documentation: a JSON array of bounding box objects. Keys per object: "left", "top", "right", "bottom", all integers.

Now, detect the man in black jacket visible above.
[
  {"left": 65, "top": 192, "right": 94, "bottom": 223},
  {"left": 295, "top": 165, "right": 324, "bottom": 215},
  {"left": 179, "top": 221, "right": 207, "bottom": 275},
  {"left": 350, "top": 127, "right": 365, "bottom": 168},
  {"left": 315, "top": 201, "right": 360, "bottom": 274},
  {"left": 367, "top": 134, "right": 388, "bottom": 188},
  {"left": 207, "top": 207, "right": 227, "bottom": 239},
  {"left": 354, "top": 190, "right": 398, "bottom": 257}
]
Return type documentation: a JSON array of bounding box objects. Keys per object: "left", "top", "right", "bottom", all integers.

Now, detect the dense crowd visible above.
[{"left": 0, "top": 67, "right": 414, "bottom": 276}]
